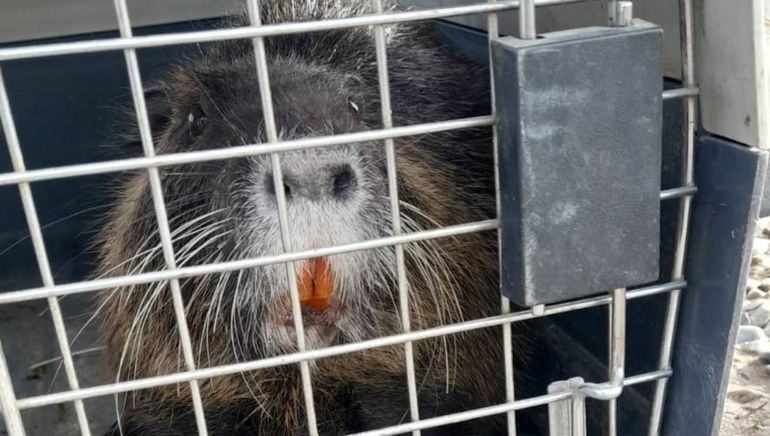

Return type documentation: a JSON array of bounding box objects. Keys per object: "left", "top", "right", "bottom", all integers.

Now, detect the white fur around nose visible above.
[{"left": 240, "top": 145, "right": 395, "bottom": 353}]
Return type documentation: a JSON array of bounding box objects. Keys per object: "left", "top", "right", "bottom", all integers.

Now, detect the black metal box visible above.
[{"left": 493, "top": 22, "right": 663, "bottom": 306}]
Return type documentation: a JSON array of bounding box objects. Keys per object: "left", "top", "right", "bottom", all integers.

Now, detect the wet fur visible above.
[{"left": 98, "top": 1, "right": 517, "bottom": 434}]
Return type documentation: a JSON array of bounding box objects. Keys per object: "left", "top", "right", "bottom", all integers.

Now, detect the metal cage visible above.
[{"left": 0, "top": 0, "right": 765, "bottom": 435}]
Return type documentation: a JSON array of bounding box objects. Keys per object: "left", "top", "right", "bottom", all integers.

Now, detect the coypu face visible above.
[
  {"left": 130, "top": 55, "right": 408, "bottom": 356},
  {"left": 104, "top": 30, "right": 494, "bottom": 376}
]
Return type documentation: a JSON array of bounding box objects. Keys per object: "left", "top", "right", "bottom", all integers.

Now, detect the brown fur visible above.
[{"left": 96, "top": 3, "right": 522, "bottom": 435}]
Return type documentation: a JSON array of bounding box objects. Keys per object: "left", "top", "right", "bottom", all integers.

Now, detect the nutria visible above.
[{"left": 97, "top": 1, "right": 518, "bottom": 434}]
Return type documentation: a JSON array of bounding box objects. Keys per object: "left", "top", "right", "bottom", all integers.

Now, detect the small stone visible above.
[
  {"left": 737, "top": 325, "right": 769, "bottom": 343},
  {"left": 754, "top": 238, "right": 770, "bottom": 254},
  {"left": 742, "top": 312, "right": 752, "bottom": 325},
  {"left": 740, "top": 339, "right": 770, "bottom": 354},
  {"left": 750, "top": 302, "right": 770, "bottom": 327},
  {"left": 761, "top": 278, "right": 770, "bottom": 292},
  {"left": 747, "top": 278, "right": 762, "bottom": 290},
  {"left": 760, "top": 350, "right": 770, "bottom": 364},
  {"left": 728, "top": 387, "right": 766, "bottom": 403},
  {"left": 744, "top": 299, "right": 764, "bottom": 312},
  {"left": 748, "top": 289, "right": 767, "bottom": 300},
  {"left": 754, "top": 256, "right": 770, "bottom": 271}
]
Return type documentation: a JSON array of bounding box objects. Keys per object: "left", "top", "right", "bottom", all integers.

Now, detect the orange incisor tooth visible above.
[{"left": 298, "top": 257, "right": 333, "bottom": 310}]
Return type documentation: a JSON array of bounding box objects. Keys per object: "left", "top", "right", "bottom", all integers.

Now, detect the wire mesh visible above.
[{"left": 0, "top": 0, "right": 697, "bottom": 435}]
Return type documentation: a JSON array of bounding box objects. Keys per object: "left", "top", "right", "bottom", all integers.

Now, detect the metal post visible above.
[
  {"left": 607, "top": 288, "right": 627, "bottom": 436},
  {"left": 112, "top": 1, "right": 209, "bottom": 434},
  {"left": 519, "top": 0, "right": 537, "bottom": 39},
  {"left": 0, "top": 67, "right": 91, "bottom": 436},
  {"left": 245, "top": 1, "right": 320, "bottom": 435},
  {"left": 371, "top": 1, "right": 422, "bottom": 433},
  {"left": 648, "top": 0, "right": 696, "bottom": 433},
  {"left": 489, "top": 0, "right": 518, "bottom": 434},
  {"left": 0, "top": 341, "right": 26, "bottom": 436}
]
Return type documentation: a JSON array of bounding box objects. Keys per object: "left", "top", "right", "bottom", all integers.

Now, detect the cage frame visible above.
[{"left": 0, "top": 0, "right": 760, "bottom": 435}]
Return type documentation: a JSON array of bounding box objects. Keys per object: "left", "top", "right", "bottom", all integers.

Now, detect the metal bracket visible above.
[
  {"left": 548, "top": 287, "right": 627, "bottom": 436},
  {"left": 548, "top": 377, "right": 587, "bottom": 436}
]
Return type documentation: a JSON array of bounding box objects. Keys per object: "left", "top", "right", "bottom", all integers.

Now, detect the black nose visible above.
[{"left": 265, "top": 163, "right": 357, "bottom": 201}]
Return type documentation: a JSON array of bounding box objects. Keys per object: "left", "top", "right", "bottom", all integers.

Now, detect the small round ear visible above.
[
  {"left": 142, "top": 84, "right": 172, "bottom": 136},
  {"left": 106, "top": 83, "right": 171, "bottom": 157}
]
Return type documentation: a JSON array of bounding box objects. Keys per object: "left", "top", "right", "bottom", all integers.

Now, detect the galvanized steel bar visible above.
[
  {"left": 0, "top": 84, "right": 698, "bottom": 187},
  {"left": 662, "top": 86, "right": 699, "bottom": 100},
  {"left": 608, "top": 288, "right": 627, "bottom": 436},
  {"left": 371, "top": 0, "right": 422, "bottom": 432},
  {"left": 0, "top": 220, "right": 499, "bottom": 305},
  {"left": 0, "top": 116, "right": 495, "bottom": 187},
  {"left": 0, "top": 0, "right": 593, "bottom": 62},
  {"left": 488, "top": 0, "right": 518, "bottom": 434},
  {"left": 348, "top": 369, "right": 671, "bottom": 436},
  {"left": 648, "top": 0, "right": 697, "bottom": 432},
  {"left": 660, "top": 185, "right": 697, "bottom": 200},
  {"left": 519, "top": 0, "right": 537, "bottom": 39},
  {"left": 0, "top": 66, "right": 92, "bottom": 436},
  {"left": 245, "top": 1, "right": 320, "bottom": 434},
  {"left": 0, "top": 341, "right": 26, "bottom": 436},
  {"left": 111, "top": 1, "right": 208, "bottom": 434},
  {"left": 13, "top": 280, "right": 684, "bottom": 410}
]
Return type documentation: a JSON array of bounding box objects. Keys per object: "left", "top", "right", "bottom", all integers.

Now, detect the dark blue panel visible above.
[{"left": 663, "top": 136, "right": 767, "bottom": 435}]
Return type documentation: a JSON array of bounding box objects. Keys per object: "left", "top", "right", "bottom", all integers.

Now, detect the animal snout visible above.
[{"left": 264, "top": 159, "right": 358, "bottom": 201}]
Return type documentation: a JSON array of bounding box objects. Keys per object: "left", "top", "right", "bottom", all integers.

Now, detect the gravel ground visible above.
[{"left": 720, "top": 218, "right": 770, "bottom": 435}]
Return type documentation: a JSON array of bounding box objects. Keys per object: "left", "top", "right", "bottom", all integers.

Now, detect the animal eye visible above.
[{"left": 187, "top": 106, "right": 208, "bottom": 137}]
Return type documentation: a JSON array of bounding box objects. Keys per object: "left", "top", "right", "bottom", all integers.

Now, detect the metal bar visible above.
[
  {"left": 0, "top": 341, "right": 26, "bottom": 436},
  {"left": 662, "top": 86, "right": 699, "bottom": 100},
  {"left": 245, "top": 2, "right": 320, "bottom": 434},
  {"left": 566, "top": 288, "right": 624, "bottom": 424},
  {"left": 371, "top": 1, "right": 421, "bottom": 432},
  {"left": 660, "top": 185, "right": 697, "bottom": 200},
  {"left": 615, "top": 1, "right": 633, "bottom": 27},
  {"left": 349, "top": 391, "right": 573, "bottom": 436},
  {"left": 547, "top": 377, "right": 587, "bottom": 436},
  {"left": 13, "top": 281, "right": 684, "bottom": 410},
  {"left": 348, "top": 369, "right": 672, "bottom": 436},
  {"left": 607, "top": 7, "right": 632, "bottom": 433},
  {"left": 0, "top": 83, "right": 699, "bottom": 186},
  {"left": 649, "top": 0, "right": 697, "bottom": 433},
  {"left": 607, "top": 0, "right": 619, "bottom": 26},
  {"left": 626, "top": 369, "right": 673, "bottom": 386},
  {"left": 111, "top": 1, "right": 208, "bottom": 434},
  {"left": 0, "top": 116, "right": 493, "bottom": 187},
  {"left": 0, "top": 220, "right": 498, "bottom": 305},
  {"left": 0, "top": 67, "right": 91, "bottom": 436},
  {"left": 0, "top": 176, "right": 693, "bottom": 305},
  {"left": 487, "top": 1, "right": 518, "bottom": 434},
  {"left": 0, "top": 0, "right": 594, "bottom": 62},
  {"left": 608, "top": 297, "right": 617, "bottom": 436},
  {"left": 519, "top": 0, "right": 537, "bottom": 39},
  {"left": 608, "top": 288, "right": 627, "bottom": 436},
  {"left": 0, "top": 178, "right": 693, "bottom": 305}
]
